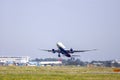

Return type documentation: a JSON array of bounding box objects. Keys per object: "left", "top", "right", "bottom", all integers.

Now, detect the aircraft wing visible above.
[
  {"left": 40, "top": 49, "right": 60, "bottom": 53},
  {"left": 66, "top": 49, "right": 97, "bottom": 53},
  {"left": 74, "top": 49, "right": 97, "bottom": 52}
]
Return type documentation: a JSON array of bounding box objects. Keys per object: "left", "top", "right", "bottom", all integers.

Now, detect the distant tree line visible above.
[{"left": 31, "top": 58, "right": 120, "bottom": 67}]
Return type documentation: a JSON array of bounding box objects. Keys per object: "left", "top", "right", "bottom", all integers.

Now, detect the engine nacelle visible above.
[
  {"left": 52, "top": 49, "right": 56, "bottom": 53},
  {"left": 70, "top": 48, "right": 74, "bottom": 53}
]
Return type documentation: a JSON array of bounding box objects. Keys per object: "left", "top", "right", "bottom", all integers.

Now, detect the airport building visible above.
[
  {"left": 40, "top": 61, "right": 62, "bottom": 66},
  {"left": 0, "top": 56, "right": 62, "bottom": 66},
  {"left": 28, "top": 61, "right": 62, "bottom": 66},
  {"left": 0, "top": 56, "right": 30, "bottom": 64}
]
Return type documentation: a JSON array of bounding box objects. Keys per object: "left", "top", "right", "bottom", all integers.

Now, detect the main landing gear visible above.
[{"left": 58, "top": 53, "right": 61, "bottom": 57}]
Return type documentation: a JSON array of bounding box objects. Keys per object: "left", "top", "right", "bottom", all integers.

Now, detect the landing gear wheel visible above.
[{"left": 58, "top": 53, "right": 61, "bottom": 57}]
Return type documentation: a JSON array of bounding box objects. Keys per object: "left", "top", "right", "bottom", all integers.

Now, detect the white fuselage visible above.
[{"left": 56, "top": 42, "right": 71, "bottom": 57}]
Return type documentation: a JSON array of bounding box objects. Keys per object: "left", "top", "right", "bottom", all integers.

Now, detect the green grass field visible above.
[{"left": 0, "top": 66, "right": 120, "bottom": 80}]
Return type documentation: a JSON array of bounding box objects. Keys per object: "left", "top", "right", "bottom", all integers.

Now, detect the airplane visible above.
[{"left": 41, "top": 42, "right": 97, "bottom": 58}]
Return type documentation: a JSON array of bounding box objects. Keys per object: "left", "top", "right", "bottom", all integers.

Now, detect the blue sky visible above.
[{"left": 0, "top": 0, "right": 120, "bottom": 61}]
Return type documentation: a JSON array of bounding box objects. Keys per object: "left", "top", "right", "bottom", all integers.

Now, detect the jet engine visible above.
[
  {"left": 70, "top": 48, "right": 74, "bottom": 53},
  {"left": 52, "top": 49, "right": 56, "bottom": 53}
]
